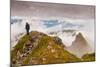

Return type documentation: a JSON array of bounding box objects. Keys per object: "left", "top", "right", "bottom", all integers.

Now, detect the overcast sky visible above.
[
  {"left": 11, "top": 0, "right": 95, "bottom": 50},
  {"left": 11, "top": 0, "right": 95, "bottom": 19}
]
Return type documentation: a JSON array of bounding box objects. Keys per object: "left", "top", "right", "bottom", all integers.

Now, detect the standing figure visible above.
[{"left": 25, "top": 22, "right": 30, "bottom": 35}]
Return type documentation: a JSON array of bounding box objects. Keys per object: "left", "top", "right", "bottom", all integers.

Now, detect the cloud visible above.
[
  {"left": 11, "top": 0, "right": 95, "bottom": 19},
  {"left": 11, "top": 17, "right": 95, "bottom": 49}
]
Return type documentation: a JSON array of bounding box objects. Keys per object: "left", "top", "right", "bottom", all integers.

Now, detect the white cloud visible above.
[{"left": 11, "top": 17, "right": 95, "bottom": 51}]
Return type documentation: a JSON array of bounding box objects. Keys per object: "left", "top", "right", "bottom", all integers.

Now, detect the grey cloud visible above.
[{"left": 11, "top": 0, "right": 95, "bottom": 19}]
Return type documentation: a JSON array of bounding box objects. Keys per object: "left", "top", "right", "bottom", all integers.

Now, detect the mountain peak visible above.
[
  {"left": 74, "top": 32, "right": 88, "bottom": 45},
  {"left": 67, "top": 32, "right": 92, "bottom": 58}
]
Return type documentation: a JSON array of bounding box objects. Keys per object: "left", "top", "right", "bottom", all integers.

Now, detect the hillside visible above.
[
  {"left": 11, "top": 31, "right": 81, "bottom": 66},
  {"left": 82, "top": 53, "right": 95, "bottom": 62}
]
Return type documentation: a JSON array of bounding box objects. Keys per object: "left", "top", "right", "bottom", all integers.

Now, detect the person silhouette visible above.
[{"left": 25, "top": 22, "right": 30, "bottom": 35}]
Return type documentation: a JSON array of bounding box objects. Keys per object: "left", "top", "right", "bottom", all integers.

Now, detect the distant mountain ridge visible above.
[{"left": 67, "top": 32, "right": 93, "bottom": 58}]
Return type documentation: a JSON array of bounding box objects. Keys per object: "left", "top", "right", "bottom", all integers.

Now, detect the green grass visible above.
[
  {"left": 11, "top": 35, "right": 30, "bottom": 61},
  {"left": 12, "top": 31, "right": 95, "bottom": 66},
  {"left": 11, "top": 32, "right": 39, "bottom": 62},
  {"left": 22, "top": 33, "right": 81, "bottom": 65},
  {"left": 82, "top": 53, "right": 95, "bottom": 62}
]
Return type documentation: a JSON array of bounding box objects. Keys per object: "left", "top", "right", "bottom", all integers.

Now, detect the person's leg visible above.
[
  {"left": 27, "top": 29, "right": 29, "bottom": 35},
  {"left": 26, "top": 29, "right": 28, "bottom": 35}
]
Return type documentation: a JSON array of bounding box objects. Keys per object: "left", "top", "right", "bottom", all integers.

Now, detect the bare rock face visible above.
[{"left": 67, "top": 32, "right": 92, "bottom": 58}]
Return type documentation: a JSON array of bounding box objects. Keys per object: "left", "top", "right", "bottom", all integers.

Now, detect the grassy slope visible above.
[
  {"left": 23, "top": 35, "right": 81, "bottom": 65},
  {"left": 12, "top": 31, "right": 95, "bottom": 66},
  {"left": 82, "top": 53, "right": 95, "bottom": 62},
  {"left": 11, "top": 32, "right": 38, "bottom": 63}
]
